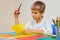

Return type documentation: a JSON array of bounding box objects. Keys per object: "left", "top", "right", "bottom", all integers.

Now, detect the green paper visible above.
[{"left": 37, "top": 37, "right": 56, "bottom": 40}]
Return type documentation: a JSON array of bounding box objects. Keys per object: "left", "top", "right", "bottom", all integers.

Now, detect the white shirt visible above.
[{"left": 25, "top": 17, "right": 53, "bottom": 35}]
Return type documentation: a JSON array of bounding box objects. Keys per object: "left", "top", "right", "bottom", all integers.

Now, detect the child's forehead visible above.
[
  {"left": 31, "top": 9, "right": 44, "bottom": 14},
  {"left": 31, "top": 7, "right": 40, "bottom": 12},
  {"left": 31, "top": 10, "right": 40, "bottom": 14},
  {"left": 31, "top": 9, "right": 38, "bottom": 11}
]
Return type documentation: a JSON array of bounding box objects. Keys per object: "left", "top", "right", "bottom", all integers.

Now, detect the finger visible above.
[{"left": 14, "top": 10, "right": 20, "bottom": 14}]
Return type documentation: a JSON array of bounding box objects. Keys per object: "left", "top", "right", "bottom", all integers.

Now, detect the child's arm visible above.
[
  {"left": 23, "top": 30, "right": 33, "bottom": 34},
  {"left": 33, "top": 30, "right": 44, "bottom": 35},
  {"left": 23, "top": 29, "right": 44, "bottom": 35},
  {"left": 14, "top": 9, "right": 20, "bottom": 25}
]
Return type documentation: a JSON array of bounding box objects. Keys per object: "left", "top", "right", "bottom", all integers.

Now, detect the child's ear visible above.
[
  {"left": 41, "top": 12, "right": 44, "bottom": 14},
  {"left": 42, "top": 11, "right": 45, "bottom": 14},
  {"left": 42, "top": 12, "right": 45, "bottom": 16}
]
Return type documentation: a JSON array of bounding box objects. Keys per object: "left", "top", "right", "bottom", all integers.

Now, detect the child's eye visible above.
[
  {"left": 32, "top": 12, "right": 37, "bottom": 14},
  {"left": 34, "top": 12, "right": 37, "bottom": 14}
]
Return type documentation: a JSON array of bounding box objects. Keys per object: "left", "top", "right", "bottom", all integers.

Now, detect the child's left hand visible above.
[
  {"left": 33, "top": 30, "right": 44, "bottom": 35},
  {"left": 23, "top": 30, "right": 33, "bottom": 34},
  {"left": 23, "top": 29, "right": 44, "bottom": 35}
]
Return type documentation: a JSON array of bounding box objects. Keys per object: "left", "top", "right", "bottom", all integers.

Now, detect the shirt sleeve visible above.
[
  {"left": 25, "top": 21, "right": 31, "bottom": 30},
  {"left": 44, "top": 19, "right": 53, "bottom": 35}
]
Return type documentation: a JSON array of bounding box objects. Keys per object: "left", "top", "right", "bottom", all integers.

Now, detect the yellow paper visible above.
[{"left": 12, "top": 24, "right": 25, "bottom": 34}]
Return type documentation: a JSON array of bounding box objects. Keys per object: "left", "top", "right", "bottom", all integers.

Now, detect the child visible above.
[{"left": 14, "top": 1, "right": 53, "bottom": 35}]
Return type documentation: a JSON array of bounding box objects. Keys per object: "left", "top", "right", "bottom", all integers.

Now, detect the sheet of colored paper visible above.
[
  {"left": 37, "top": 37, "right": 56, "bottom": 40},
  {"left": 15, "top": 36, "right": 45, "bottom": 40}
]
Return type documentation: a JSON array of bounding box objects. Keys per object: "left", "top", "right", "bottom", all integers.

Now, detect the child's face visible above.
[{"left": 31, "top": 10, "right": 43, "bottom": 20}]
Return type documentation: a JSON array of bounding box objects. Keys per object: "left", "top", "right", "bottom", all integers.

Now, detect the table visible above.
[{"left": 0, "top": 32, "right": 56, "bottom": 40}]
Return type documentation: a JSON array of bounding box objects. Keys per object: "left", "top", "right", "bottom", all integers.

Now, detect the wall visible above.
[{"left": 0, "top": 0, "right": 60, "bottom": 32}]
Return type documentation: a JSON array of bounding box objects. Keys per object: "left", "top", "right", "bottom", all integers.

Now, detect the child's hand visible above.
[
  {"left": 33, "top": 30, "right": 44, "bottom": 35},
  {"left": 23, "top": 30, "right": 33, "bottom": 34},
  {"left": 38, "top": 30, "right": 44, "bottom": 35},
  {"left": 14, "top": 9, "right": 20, "bottom": 17},
  {"left": 14, "top": 9, "right": 20, "bottom": 24},
  {"left": 23, "top": 30, "right": 44, "bottom": 35}
]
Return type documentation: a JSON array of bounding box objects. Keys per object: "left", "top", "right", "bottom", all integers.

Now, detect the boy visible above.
[{"left": 14, "top": 1, "right": 53, "bottom": 35}]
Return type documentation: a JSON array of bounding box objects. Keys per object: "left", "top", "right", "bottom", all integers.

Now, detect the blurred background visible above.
[{"left": 0, "top": 0, "right": 60, "bottom": 32}]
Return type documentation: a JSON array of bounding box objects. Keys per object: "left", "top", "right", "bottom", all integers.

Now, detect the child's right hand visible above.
[{"left": 14, "top": 9, "right": 20, "bottom": 17}]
